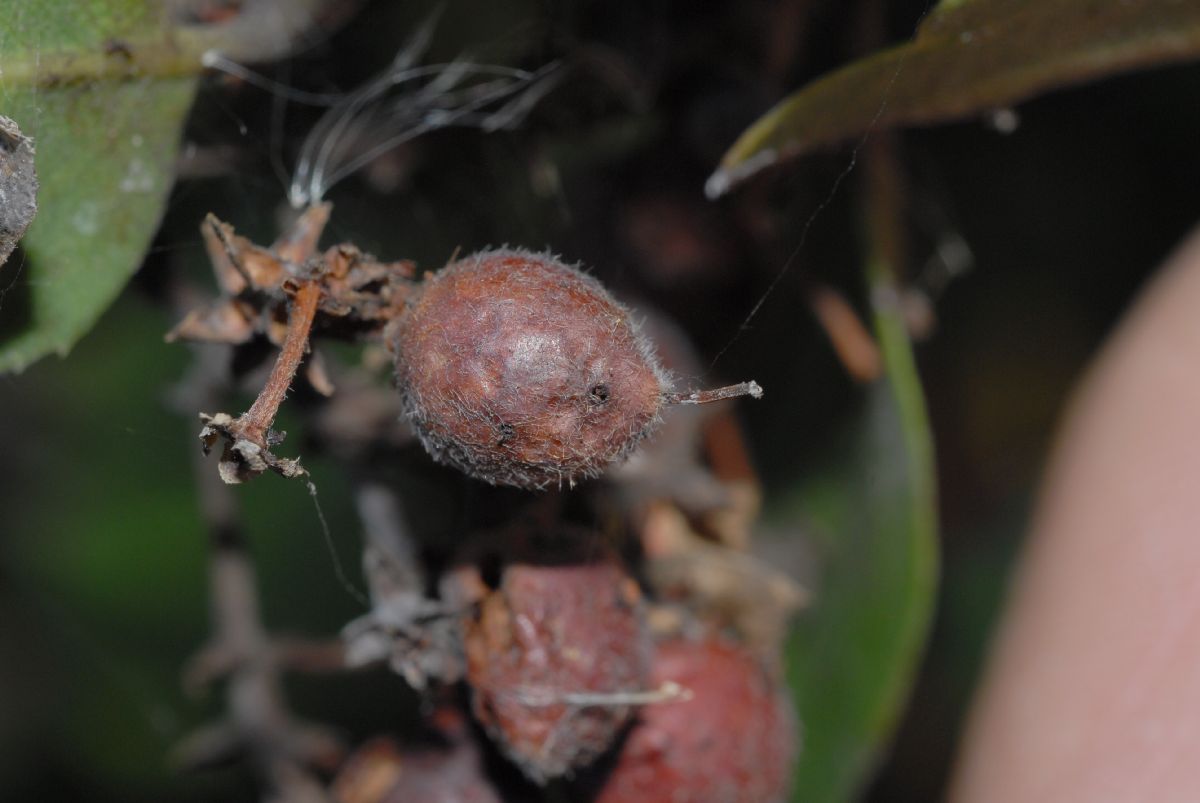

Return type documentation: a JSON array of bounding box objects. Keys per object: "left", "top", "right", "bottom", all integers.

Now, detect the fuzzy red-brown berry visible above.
[
  {"left": 391, "top": 249, "right": 669, "bottom": 489},
  {"left": 590, "top": 637, "right": 796, "bottom": 803},
  {"left": 455, "top": 546, "right": 652, "bottom": 783}
]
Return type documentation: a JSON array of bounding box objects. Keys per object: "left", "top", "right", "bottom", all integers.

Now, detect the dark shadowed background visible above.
[{"left": 2, "top": 0, "right": 1199, "bottom": 800}]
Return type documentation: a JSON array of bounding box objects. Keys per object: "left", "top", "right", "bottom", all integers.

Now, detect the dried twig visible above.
[
  {"left": 341, "top": 482, "right": 464, "bottom": 689},
  {"left": 177, "top": 204, "right": 418, "bottom": 485},
  {"left": 198, "top": 279, "right": 321, "bottom": 480}
]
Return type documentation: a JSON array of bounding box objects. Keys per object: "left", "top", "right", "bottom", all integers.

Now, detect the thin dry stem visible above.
[
  {"left": 663, "top": 380, "right": 763, "bottom": 406},
  {"left": 514, "top": 680, "right": 694, "bottom": 708},
  {"left": 242, "top": 282, "right": 322, "bottom": 446}
]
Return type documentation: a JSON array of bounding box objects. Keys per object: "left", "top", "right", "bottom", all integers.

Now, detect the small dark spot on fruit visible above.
[
  {"left": 589, "top": 383, "right": 611, "bottom": 404},
  {"left": 497, "top": 423, "right": 516, "bottom": 445}
]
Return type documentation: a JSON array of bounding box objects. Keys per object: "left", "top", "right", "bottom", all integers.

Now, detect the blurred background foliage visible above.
[{"left": 2, "top": 0, "right": 1200, "bottom": 801}]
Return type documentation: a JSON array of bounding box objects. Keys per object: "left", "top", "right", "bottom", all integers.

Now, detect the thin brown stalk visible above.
[{"left": 242, "top": 282, "right": 322, "bottom": 445}]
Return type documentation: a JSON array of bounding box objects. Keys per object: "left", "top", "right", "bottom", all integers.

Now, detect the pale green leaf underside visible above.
[
  {"left": 0, "top": 0, "right": 196, "bottom": 372},
  {"left": 0, "top": 80, "right": 193, "bottom": 372}
]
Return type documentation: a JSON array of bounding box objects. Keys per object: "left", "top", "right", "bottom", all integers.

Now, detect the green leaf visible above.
[
  {"left": 0, "top": 82, "right": 194, "bottom": 373},
  {"left": 0, "top": 1, "right": 198, "bottom": 372},
  {"left": 779, "top": 243, "right": 939, "bottom": 799},
  {"left": 709, "top": 0, "right": 1200, "bottom": 195}
]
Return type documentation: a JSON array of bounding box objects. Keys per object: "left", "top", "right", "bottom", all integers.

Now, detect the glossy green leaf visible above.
[
  {"left": 779, "top": 251, "right": 939, "bottom": 800},
  {"left": 0, "top": 1, "right": 198, "bottom": 372},
  {"left": 710, "top": 0, "right": 1200, "bottom": 195}
]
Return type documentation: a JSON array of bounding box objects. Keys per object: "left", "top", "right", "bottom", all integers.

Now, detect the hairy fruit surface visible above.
[{"left": 392, "top": 249, "right": 668, "bottom": 489}]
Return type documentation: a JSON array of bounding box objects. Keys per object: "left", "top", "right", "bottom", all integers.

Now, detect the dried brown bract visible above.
[{"left": 172, "top": 204, "right": 418, "bottom": 481}]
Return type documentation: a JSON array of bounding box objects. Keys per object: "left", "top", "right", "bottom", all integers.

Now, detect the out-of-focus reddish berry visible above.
[
  {"left": 463, "top": 555, "right": 652, "bottom": 782},
  {"left": 591, "top": 637, "right": 796, "bottom": 803}
]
